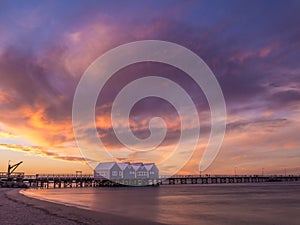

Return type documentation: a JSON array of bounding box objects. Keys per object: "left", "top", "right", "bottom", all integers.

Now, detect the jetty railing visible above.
[
  {"left": 1, "top": 172, "right": 299, "bottom": 188},
  {"left": 0, "top": 172, "right": 24, "bottom": 178}
]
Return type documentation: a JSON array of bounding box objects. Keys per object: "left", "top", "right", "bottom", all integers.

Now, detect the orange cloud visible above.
[{"left": 0, "top": 143, "right": 94, "bottom": 163}]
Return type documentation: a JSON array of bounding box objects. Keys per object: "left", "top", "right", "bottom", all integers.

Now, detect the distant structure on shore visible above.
[{"left": 94, "top": 162, "right": 159, "bottom": 180}]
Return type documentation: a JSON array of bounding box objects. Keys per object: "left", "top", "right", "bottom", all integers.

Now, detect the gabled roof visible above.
[
  {"left": 95, "top": 162, "right": 118, "bottom": 170},
  {"left": 94, "top": 162, "right": 157, "bottom": 171},
  {"left": 118, "top": 163, "right": 130, "bottom": 171},
  {"left": 131, "top": 164, "right": 142, "bottom": 171},
  {"left": 144, "top": 163, "right": 155, "bottom": 171}
]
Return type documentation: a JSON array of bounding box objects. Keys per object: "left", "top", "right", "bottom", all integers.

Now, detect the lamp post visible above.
[
  {"left": 284, "top": 168, "right": 287, "bottom": 176},
  {"left": 199, "top": 165, "right": 202, "bottom": 177}
]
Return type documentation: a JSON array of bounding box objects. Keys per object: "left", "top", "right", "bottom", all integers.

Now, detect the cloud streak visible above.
[
  {"left": 0, "top": 143, "right": 95, "bottom": 163},
  {"left": 0, "top": 1, "right": 299, "bottom": 174}
]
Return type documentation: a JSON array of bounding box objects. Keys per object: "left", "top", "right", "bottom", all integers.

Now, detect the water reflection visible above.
[{"left": 23, "top": 183, "right": 300, "bottom": 225}]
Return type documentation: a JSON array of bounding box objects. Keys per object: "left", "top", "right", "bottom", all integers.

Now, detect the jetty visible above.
[{"left": 1, "top": 172, "right": 299, "bottom": 188}]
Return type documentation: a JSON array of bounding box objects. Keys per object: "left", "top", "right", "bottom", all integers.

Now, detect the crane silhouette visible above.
[{"left": 7, "top": 160, "right": 23, "bottom": 177}]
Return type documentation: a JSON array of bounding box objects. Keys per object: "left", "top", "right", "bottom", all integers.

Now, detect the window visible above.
[
  {"left": 100, "top": 172, "right": 107, "bottom": 176},
  {"left": 112, "top": 171, "right": 118, "bottom": 176},
  {"left": 119, "top": 171, "right": 122, "bottom": 176},
  {"left": 137, "top": 171, "right": 148, "bottom": 176}
]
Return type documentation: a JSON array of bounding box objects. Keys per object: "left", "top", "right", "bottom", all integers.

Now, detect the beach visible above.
[{"left": 0, "top": 188, "right": 165, "bottom": 225}]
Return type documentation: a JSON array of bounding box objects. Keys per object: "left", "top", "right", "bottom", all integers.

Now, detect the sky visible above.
[{"left": 0, "top": 0, "right": 299, "bottom": 175}]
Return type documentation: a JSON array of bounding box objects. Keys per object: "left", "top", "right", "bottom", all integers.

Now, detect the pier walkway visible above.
[{"left": 1, "top": 173, "right": 299, "bottom": 188}]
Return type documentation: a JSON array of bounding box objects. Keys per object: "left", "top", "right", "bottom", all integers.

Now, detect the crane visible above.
[{"left": 7, "top": 160, "right": 23, "bottom": 177}]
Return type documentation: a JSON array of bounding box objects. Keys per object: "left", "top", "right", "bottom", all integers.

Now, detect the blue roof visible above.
[
  {"left": 144, "top": 164, "right": 155, "bottom": 171},
  {"left": 118, "top": 163, "right": 130, "bottom": 170},
  {"left": 95, "top": 162, "right": 118, "bottom": 170}
]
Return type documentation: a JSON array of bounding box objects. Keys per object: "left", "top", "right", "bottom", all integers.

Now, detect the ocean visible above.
[{"left": 22, "top": 182, "right": 300, "bottom": 225}]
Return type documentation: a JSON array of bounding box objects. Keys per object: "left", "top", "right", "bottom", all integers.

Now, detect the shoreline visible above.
[{"left": 1, "top": 188, "right": 166, "bottom": 225}]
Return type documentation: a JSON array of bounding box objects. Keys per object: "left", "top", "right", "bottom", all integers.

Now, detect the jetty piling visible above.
[{"left": 1, "top": 173, "right": 299, "bottom": 188}]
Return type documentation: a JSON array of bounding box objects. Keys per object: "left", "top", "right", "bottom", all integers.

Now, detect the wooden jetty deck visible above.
[{"left": 1, "top": 173, "right": 299, "bottom": 188}]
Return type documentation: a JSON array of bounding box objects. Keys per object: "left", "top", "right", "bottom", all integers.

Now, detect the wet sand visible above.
[{"left": 0, "top": 188, "right": 166, "bottom": 225}]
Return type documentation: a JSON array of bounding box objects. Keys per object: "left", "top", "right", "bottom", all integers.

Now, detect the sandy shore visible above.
[{"left": 0, "top": 188, "right": 166, "bottom": 225}]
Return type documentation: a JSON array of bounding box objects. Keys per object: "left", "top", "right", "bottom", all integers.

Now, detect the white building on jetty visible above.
[
  {"left": 144, "top": 163, "right": 159, "bottom": 179},
  {"left": 94, "top": 162, "right": 159, "bottom": 180},
  {"left": 94, "top": 162, "right": 122, "bottom": 180}
]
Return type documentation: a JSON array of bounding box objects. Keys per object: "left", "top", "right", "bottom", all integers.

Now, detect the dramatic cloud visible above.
[
  {"left": 0, "top": 1, "right": 299, "bottom": 174},
  {"left": 0, "top": 143, "right": 95, "bottom": 163}
]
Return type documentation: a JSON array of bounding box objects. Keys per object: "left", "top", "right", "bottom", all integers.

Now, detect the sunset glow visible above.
[{"left": 0, "top": 1, "right": 299, "bottom": 175}]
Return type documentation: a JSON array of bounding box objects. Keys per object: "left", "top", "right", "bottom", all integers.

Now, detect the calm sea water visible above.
[{"left": 23, "top": 182, "right": 300, "bottom": 225}]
